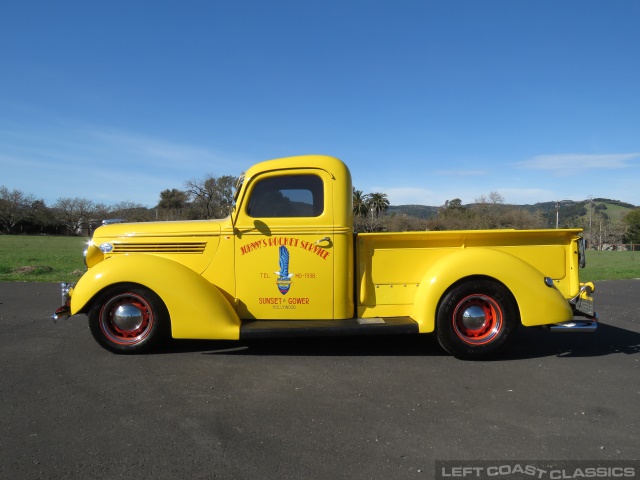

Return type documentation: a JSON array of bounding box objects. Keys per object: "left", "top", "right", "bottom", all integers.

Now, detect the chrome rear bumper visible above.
[{"left": 547, "top": 318, "right": 598, "bottom": 333}]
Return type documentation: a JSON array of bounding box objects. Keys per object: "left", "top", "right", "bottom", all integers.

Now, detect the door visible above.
[{"left": 234, "top": 169, "right": 334, "bottom": 320}]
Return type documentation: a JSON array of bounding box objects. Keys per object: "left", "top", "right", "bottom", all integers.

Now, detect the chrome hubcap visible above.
[
  {"left": 452, "top": 294, "right": 504, "bottom": 345},
  {"left": 461, "top": 305, "right": 487, "bottom": 331},
  {"left": 112, "top": 304, "right": 144, "bottom": 331}
]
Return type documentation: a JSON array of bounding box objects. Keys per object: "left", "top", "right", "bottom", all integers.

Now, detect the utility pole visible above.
[
  {"left": 588, "top": 196, "right": 593, "bottom": 249},
  {"left": 599, "top": 219, "right": 603, "bottom": 251},
  {"left": 555, "top": 200, "right": 570, "bottom": 229}
]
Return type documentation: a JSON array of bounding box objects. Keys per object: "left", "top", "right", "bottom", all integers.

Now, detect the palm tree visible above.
[
  {"left": 367, "top": 192, "right": 390, "bottom": 218},
  {"left": 353, "top": 188, "right": 369, "bottom": 217}
]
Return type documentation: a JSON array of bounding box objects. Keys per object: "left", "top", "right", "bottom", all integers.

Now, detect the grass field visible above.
[
  {"left": 0, "top": 234, "right": 638, "bottom": 283},
  {"left": 581, "top": 250, "right": 640, "bottom": 281},
  {"left": 0, "top": 235, "right": 87, "bottom": 283}
]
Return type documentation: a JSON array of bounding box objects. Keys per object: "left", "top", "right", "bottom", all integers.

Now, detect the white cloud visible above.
[
  {"left": 1, "top": 124, "right": 250, "bottom": 206},
  {"left": 518, "top": 153, "right": 640, "bottom": 175},
  {"left": 87, "top": 130, "right": 233, "bottom": 171}
]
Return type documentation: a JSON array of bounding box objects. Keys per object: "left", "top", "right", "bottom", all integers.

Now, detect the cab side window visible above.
[{"left": 247, "top": 175, "right": 324, "bottom": 218}]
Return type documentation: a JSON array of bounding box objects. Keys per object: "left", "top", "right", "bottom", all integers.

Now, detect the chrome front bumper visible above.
[{"left": 52, "top": 282, "right": 74, "bottom": 322}]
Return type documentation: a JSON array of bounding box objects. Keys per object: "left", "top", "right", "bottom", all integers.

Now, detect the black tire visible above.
[
  {"left": 88, "top": 284, "right": 169, "bottom": 354},
  {"left": 436, "top": 278, "right": 519, "bottom": 360}
]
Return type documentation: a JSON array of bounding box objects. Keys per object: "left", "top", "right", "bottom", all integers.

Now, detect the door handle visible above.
[{"left": 315, "top": 236, "right": 330, "bottom": 245}]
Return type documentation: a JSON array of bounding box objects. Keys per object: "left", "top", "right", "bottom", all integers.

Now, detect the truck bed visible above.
[{"left": 356, "top": 228, "right": 582, "bottom": 319}]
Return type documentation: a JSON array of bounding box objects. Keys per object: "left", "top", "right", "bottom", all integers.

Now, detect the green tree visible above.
[
  {"left": 158, "top": 188, "right": 189, "bottom": 209},
  {"left": 26, "top": 199, "right": 54, "bottom": 233},
  {"left": 443, "top": 198, "right": 464, "bottom": 211},
  {"left": 157, "top": 188, "right": 190, "bottom": 221},
  {"left": 623, "top": 208, "right": 640, "bottom": 244},
  {"left": 431, "top": 198, "right": 470, "bottom": 230}
]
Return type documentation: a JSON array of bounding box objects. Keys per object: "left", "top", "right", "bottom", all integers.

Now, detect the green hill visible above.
[
  {"left": 387, "top": 205, "right": 439, "bottom": 220},
  {"left": 389, "top": 199, "right": 637, "bottom": 228},
  {"left": 520, "top": 199, "right": 635, "bottom": 227}
]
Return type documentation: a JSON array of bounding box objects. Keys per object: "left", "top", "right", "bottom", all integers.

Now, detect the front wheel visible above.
[
  {"left": 88, "top": 285, "right": 169, "bottom": 354},
  {"left": 436, "top": 278, "right": 519, "bottom": 360}
]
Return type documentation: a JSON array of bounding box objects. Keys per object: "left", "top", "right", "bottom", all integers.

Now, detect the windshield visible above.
[{"left": 233, "top": 172, "right": 245, "bottom": 207}]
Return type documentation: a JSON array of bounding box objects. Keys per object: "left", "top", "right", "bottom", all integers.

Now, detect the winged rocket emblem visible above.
[{"left": 275, "top": 245, "right": 294, "bottom": 294}]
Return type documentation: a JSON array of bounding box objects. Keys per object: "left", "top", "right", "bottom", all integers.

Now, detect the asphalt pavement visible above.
[{"left": 1, "top": 280, "right": 638, "bottom": 479}]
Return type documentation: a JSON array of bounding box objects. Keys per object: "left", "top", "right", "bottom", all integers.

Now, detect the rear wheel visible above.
[
  {"left": 436, "top": 278, "right": 519, "bottom": 360},
  {"left": 88, "top": 285, "right": 169, "bottom": 354}
]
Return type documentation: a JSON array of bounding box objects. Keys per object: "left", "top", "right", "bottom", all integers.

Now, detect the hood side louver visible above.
[{"left": 112, "top": 242, "right": 207, "bottom": 254}]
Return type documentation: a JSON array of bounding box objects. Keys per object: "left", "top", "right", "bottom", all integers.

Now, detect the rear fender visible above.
[
  {"left": 411, "top": 248, "right": 573, "bottom": 333},
  {"left": 71, "top": 255, "right": 240, "bottom": 340}
]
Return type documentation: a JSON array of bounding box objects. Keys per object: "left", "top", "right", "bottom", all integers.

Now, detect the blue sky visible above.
[{"left": 1, "top": 0, "right": 639, "bottom": 208}]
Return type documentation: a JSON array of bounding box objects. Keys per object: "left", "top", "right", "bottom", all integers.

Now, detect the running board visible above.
[{"left": 240, "top": 317, "right": 419, "bottom": 339}]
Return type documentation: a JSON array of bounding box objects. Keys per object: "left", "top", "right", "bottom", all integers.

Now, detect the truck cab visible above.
[{"left": 231, "top": 155, "right": 354, "bottom": 321}]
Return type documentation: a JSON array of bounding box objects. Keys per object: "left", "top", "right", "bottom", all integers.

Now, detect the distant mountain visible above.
[
  {"left": 388, "top": 198, "right": 637, "bottom": 225},
  {"left": 387, "top": 204, "right": 439, "bottom": 219}
]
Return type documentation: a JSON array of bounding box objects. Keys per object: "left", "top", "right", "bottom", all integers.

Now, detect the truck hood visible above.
[
  {"left": 93, "top": 218, "right": 226, "bottom": 239},
  {"left": 89, "top": 219, "right": 229, "bottom": 274}
]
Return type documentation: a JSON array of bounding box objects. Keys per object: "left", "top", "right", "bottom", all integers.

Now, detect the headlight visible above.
[{"left": 84, "top": 243, "right": 105, "bottom": 268}]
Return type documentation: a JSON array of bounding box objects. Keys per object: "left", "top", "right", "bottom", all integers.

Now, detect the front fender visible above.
[
  {"left": 71, "top": 255, "right": 240, "bottom": 340},
  {"left": 411, "top": 248, "right": 573, "bottom": 333}
]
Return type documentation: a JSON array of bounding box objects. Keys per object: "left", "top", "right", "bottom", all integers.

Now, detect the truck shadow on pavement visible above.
[
  {"left": 168, "top": 334, "right": 447, "bottom": 357},
  {"left": 502, "top": 322, "right": 640, "bottom": 360},
  {"left": 161, "top": 321, "right": 640, "bottom": 360}
]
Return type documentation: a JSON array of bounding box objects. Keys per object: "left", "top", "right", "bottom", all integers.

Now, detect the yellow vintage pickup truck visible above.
[{"left": 53, "top": 155, "right": 596, "bottom": 359}]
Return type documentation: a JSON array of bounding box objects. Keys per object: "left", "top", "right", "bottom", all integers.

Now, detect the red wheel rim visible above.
[
  {"left": 452, "top": 294, "right": 503, "bottom": 345},
  {"left": 99, "top": 293, "right": 154, "bottom": 346}
]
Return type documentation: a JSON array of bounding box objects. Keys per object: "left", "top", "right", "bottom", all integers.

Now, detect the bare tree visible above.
[
  {"left": 53, "top": 197, "right": 98, "bottom": 235},
  {"left": 185, "top": 175, "right": 236, "bottom": 219},
  {"left": 494, "top": 207, "right": 546, "bottom": 230},
  {"left": 110, "top": 201, "right": 154, "bottom": 222},
  {"left": 0, "top": 186, "right": 35, "bottom": 233},
  {"left": 386, "top": 213, "right": 429, "bottom": 232},
  {"left": 488, "top": 191, "right": 505, "bottom": 205},
  {"left": 472, "top": 192, "right": 506, "bottom": 229},
  {"left": 592, "top": 213, "right": 627, "bottom": 249},
  {"left": 354, "top": 212, "right": 387, "bottom": 233},
  {"left": 431, "top": 193, "right": 547, "bottom": 231}
]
